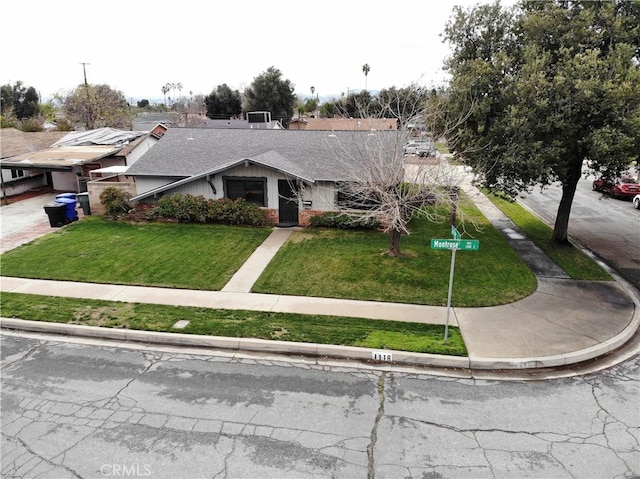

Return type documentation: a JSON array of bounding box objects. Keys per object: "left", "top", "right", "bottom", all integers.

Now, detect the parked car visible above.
[
  {"left": 634, "top": 194, "right": 640, "bottom": 209},
  {"left": 403, "top": 140, "right": 435, "bottom": 157},
  {"left": 403, "top": 143, "right": 422, "bottom": 155},
  {"left": 592, "top": 175, "right": 640, "bottom": 199}
]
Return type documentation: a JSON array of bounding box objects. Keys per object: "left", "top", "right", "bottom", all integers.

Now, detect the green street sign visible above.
[
  {"left": 431, "top": 239, "right": 480, "bottom": 251},
  {"left": 451, "top": 225, "right": 461, "bottom": 240}
]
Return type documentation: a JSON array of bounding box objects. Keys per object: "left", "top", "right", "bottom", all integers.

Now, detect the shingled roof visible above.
[
  {"left": 0, "top": 128, "right": 69, "bottom": 159},
  {"left": 125, "top": 128, "right": 402, "bottom": 182}
]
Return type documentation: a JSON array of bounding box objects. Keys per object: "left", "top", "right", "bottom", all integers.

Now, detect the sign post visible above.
[
  {"left": 444, "top": 246, "right": 457, "bottom": 342},
  {"left": 431, "top": 228, "right": 480, "bottom": 341}
]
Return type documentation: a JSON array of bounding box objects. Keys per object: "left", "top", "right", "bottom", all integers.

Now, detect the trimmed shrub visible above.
[
  {"left": 309, "top": 212, "right": 381, "bottom": 230},
  {"left": 155, "top": 194, "right": 272, "bottom": 227},
  {"left": 100, "top": 186, "right": 131, "bottom": 217}
]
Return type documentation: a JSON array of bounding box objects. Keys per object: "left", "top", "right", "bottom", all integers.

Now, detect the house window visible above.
[
  {"left": 11, "top": 170, "right": 25, "bottom": 179},
  {"left": 336, "top": 182, "right": 381, "bottom": 210},
  {"left": 223, "top": 177, "right": 267, "bottom": 206}
]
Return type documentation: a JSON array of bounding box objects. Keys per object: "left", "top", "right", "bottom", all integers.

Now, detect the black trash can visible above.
[
  {"left": 77, "top": 192, "right": 91, "bottom": 215},
  {"left": 44, "top": 202, "right": 67, "bottom": 227}
]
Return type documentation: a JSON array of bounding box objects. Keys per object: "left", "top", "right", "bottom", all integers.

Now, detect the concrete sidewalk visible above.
[
  {"left": 1, "top": 184, "right": 639, "bottom": 373},
  {"left": 1, "top": 257, "right": 637, "bottom": 371}
]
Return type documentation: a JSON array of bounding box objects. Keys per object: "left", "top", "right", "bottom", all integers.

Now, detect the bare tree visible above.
[{"left": 302, "top": 86, "right": 475, "bottom": 257}]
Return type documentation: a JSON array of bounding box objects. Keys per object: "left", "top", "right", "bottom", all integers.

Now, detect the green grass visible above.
[
  {"left": 253, "top": 208, "right": 537, "bottom": 307},
  {"left": 435, "top": 142, "right": 450, "bottom": 154},
  {"left": 0, "top": 292, "right": 467, "bottom": 356},
  {"left": 0, "top": 188, "right": 610, "bottom": 357},
  {"left": 1, "top": 209, "right": 537, "bottom": 307},
  {"left": 484, "top": 192, "right": 611, "bottom": 281},
  {"left": 0, "top": 217, "right": 272, "bottom": 290}
]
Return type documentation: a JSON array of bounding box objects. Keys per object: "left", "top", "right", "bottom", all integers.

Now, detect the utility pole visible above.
[{"left": 79, "top": 62, "right": 90, "bottom": 85}]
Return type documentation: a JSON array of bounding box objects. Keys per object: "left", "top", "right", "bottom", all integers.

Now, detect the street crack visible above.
[{"left": 367, "top": 372, "right": 386, "bottom": 479}]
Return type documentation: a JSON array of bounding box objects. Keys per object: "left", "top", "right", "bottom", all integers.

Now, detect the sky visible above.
[{"left": 3, "top": 0, "right": 513, "bottom": 103}]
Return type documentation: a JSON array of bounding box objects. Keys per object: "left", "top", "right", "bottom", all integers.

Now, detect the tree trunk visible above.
[
  {"left": 449, "top": 187, "right": 459, "bottom": 226},
  {"left": 387, "top": 228, "right": 402, "bottom": 257},
  {"left": 552, "top": 159, "right": 582, "bottom": 244}
]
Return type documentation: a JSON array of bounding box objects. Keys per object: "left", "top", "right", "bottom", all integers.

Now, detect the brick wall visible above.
[
  {"left": 299, "top": 209, "right": 326, "bottom": 226},
  {"left": 87, "top": 177, "right": 137, "bottom": 215},
  {"left": 265, "top": 209, "right": 279, "bottom": 225}
]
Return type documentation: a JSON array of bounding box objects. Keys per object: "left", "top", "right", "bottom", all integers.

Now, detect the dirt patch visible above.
[
  {"left": 70, "top": 304, "right": 134, "bottom": 327},
  {"left": 271, "top": 327, "right": 289, "bottom": 338},
  {"left": 287, "top": 231, "right": 317, "bottom": 243}
]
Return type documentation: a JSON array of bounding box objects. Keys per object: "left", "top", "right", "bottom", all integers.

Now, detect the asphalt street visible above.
[
  {"left": 2, "top": 333, "right": 638, "bottom": 479},
  {"left": 518, "top": 174, "right": 640, "bottom": 291}
]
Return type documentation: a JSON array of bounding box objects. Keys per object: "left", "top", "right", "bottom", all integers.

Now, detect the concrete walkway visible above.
[
  {"left": 221, "top": 228, "right": 294, "bottom": 293},
  {"left": 1, "top": 184, "right": 639, "bottom": 373}
]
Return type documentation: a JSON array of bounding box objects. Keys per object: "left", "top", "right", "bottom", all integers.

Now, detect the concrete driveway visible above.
[{"left": 0, "top": 192, "right": 60, "bottom": 254}]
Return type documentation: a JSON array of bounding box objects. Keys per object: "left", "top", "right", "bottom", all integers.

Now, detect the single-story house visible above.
[
  {"left": 126, "top": 127, "right": 402, "bottom": 226},
  {"left": 0, "top": 125, "right": 166, "bottom": 196},
  {"left": 0, "top": 128, "right": 70, "bottom": 197}
]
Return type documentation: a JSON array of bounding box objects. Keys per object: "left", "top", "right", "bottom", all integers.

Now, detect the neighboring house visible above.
[
  {"left": 289, "top": 117, "right": 398, "bottom": 131},
  {"left": 0, "top": 128, "right": 69, "bottom": 197},
  {"left": 126, "top": 127, "right": 401, "bottom": 226},
  {"left": 198, "top": 111, "right": 284, "bottom": 130},
  {"left": 0, "top": 125, "right": 166, "bottom": 196}
]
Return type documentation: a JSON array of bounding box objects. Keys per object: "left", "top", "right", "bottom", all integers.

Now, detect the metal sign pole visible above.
[{"left": 444, "top": 246, "right": 457, "bottom": 342}]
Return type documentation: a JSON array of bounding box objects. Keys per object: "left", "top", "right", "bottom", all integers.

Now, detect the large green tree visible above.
[
  {"left": 204, "top": 83, "right": 242, "bottom": 119},
  {"left": 58, "top": 84, "right": 132, "bottom": 130},
  {"left": 243, "top": 67, "right": 296, "bottom": 126},
  {"left": 1, "top": 81, "right": 40, "bottom": 120},
  {"left": 443, "top": 0, "right": 640, "bottom": 243}
]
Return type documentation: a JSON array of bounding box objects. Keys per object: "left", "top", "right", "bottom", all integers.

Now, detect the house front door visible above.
[{"left": 278, "top": 179, "right": 298, "bottom": 226}]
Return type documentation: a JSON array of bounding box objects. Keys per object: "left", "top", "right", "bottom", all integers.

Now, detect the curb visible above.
[
  {"left": 3, "top": 310, "right": 637, "bottom": 372},
  {"left": 0, "top": 317, "right": 470, "bottom": 370},
  {"left": 468, "top": 274, "right": 640, "bottom": 370}
]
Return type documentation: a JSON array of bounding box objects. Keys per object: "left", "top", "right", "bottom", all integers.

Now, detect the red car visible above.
[{"left": 592, "top": 175, "right": 640, "bottom": 199}]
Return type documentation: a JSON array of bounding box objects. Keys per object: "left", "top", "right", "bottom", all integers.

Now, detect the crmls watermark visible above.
[{"left": 100, "top": 464, "right": 152, "bottom": 477}]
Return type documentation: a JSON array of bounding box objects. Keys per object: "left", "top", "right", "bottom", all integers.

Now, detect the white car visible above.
[
  {"left": 403, "top": 141, "right": 435, "bottom": 157},
  {"left": 634, "top": 194, "right": 640, "bottom": 209},
  {"left": 403, "top": 144, "right": 421, "bottom": 155}
]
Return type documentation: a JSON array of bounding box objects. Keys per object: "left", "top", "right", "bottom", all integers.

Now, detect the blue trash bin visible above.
[
  {"left": 54, "top": 197, "right": 78, "bottom": 222},
  {"left": 56, "top": 193, "right": 77, "bottom": 200}
]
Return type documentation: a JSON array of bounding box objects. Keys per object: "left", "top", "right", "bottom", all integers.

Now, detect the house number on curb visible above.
[
  {"left": 372, "top": 352, "right": 393, "bottom": 362},
  {"left": 431, "top": 225, "right": 480, "bottom": 342}
]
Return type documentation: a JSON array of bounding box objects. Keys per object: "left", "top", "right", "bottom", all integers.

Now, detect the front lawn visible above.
[
  {"left": 1, "top": 209, "right": 537, "bottom": 306},
  {"left": 253, "top": 210, "right": 537, "bottom": 307},
  {"left": 0, "top": 217, "right": 272, "bottom": 290}
]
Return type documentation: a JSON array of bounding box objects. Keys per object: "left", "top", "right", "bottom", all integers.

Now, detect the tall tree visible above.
[
  {"left": 243, "top": 67, "right": 296, "bottom": 127},
  {"left": 362, "top": 63, "right": 371, "bottom": 91},
  {"left": 161, "top": 84, "right": 170, "bottom": 107},
  {"left": 443, "top": 0, "right": 640, "bottom": 243},
  {"left": 1, "top": 81, "right": 40, "bottom": 119},
  {"left": 341, "top": 90, "right": 377, "bottom": 118},
  {"left": 58, "top": 84, "right": 132, "bottom": 130},
  {"left": 204, "top": 84, "right": 242, "bottom": 119}
]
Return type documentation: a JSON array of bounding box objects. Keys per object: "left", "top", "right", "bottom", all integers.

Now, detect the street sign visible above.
[
  {"left": 430, "top": 235, "right": 480, "bottom": 342},
  {"left": 431, "top": 239, "right": 480, "bottom": 251}
]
